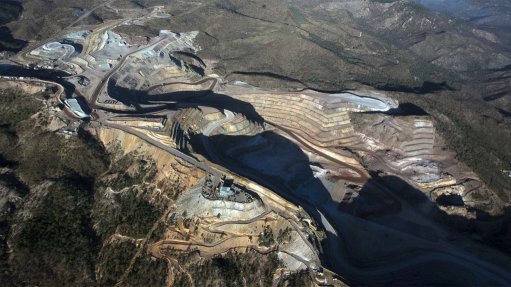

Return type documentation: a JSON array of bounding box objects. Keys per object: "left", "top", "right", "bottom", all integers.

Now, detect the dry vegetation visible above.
[
  {"left": 0, "top": 86, "right": 296, "bottom": 286},
  {"left": 0, "top": 86, "right": 164, "bottom": 285}
]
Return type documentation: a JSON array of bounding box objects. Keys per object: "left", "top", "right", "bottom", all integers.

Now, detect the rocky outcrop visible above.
[{"left": 94, "top": 126, "right": 204, "bottom": 189}]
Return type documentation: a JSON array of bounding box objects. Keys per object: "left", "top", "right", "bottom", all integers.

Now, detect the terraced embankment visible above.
[
  {"left": 228, "top": 93, "right": 354, "bottom": 147},
  {"left": 399, "top": 119, "right": 436, "bottom": 159},
  {"left": 220, "top": 85, "right": 396, "bottom": 147}
]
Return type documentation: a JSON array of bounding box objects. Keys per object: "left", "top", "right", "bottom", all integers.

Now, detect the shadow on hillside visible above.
[
  {"left": 339, "top": 173, "right": 511, "bottom": 280},
  {"left": 497, "top": 108, "right": 511, "bottom": 118},
  {"left": 338, "top": 172, "right": 511, "bottom": 284},
  {"left": 386, "top": 102, "right": 429, "bottom": 116},
  {"left": 377, "top": 80, "right": 455, "bottom": 94},
  {"left": 107, "top": 79, "right": 265, "bottom": 124},
  {"left": 195, "top": 131, "right": 330, "bottom": 201},
  {"left": 0, "top": 64, "right": 75, "bottom": 96},
  {"left": 191, "top": 130, "right": 334, "bottom": 261},
  {"left": 0, "top": 0, "right": 26, "bottom": 53},
  {"left": 369, "top": 173, "right": 511, "bottom": 250},
  {"left": 187, "top": 123, "right": 511, "bottom": 285},
  {"left": 0, "top": 27, "right": 26, "bottom": 52}
]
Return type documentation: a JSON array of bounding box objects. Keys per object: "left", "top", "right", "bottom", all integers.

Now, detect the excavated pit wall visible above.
[{"left": 226, "top": 90, "right": 397, "bottom": 147}]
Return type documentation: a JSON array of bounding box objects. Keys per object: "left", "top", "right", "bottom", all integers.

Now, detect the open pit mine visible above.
[{"left": 1, "top": 6, "right": 510, "bottom": 286}]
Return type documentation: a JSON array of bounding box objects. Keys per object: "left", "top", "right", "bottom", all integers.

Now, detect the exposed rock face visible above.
[
  {"left": 94, "top": 127, "right": 204, "bottom": 189},
  {"left": 353, "top": 113, "right": 506, "bottom": 217}
]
